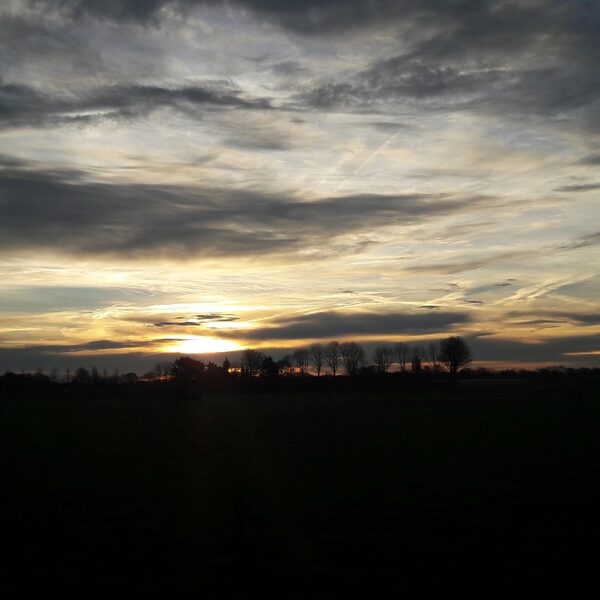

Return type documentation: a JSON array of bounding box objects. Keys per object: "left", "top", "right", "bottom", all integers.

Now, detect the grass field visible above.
[{"left": 2, "top": 381, "right": 600, "bottom": 595}]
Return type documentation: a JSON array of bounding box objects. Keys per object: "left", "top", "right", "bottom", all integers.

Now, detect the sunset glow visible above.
[
  {"left": 0, "top": 0, "right": 598, "bottom": 373},
  {"left": 164, "top": 337, "right": 241, "bottom": 356}
]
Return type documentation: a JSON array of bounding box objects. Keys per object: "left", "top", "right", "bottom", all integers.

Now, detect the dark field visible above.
[{"left": 2, "top": 381, "right": 600, "bottom": 595}]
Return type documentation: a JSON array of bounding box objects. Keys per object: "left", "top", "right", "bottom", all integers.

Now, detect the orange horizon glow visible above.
[{"left": 163, "top": 336, "right": 241, "bottom": 355}]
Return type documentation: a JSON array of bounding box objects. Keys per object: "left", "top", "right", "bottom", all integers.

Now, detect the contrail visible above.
[{"left": 330, "top": 129, "right": 402, "bottom": 195}]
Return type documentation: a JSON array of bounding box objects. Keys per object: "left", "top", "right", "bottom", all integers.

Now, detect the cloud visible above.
[
  {"left": 0, "top": 158, "right": 487, "bottom": 259},
  {"left": 556, "top": 183, "right": 600, "bottom": 193},
  {"left": 0, "top": 347, "right": 171, "bottom": 373},
  {"left": 280, "top": 1, "right": 600, "bottom": 136},
  {"left": 298, "top": 57, "right": 600, "bottom": 127},
  {"left": 269, "top": 61, "right": 310, "bottom": 77},
  {"left": 7, "top": 2, "right": 597, "bottom": 133},
  {"left": 0, "top": 79, "right": 271, "bottom": 130},
  {"left": 21, "top": 1, "right": 447, "bottom": 31},
  {"left": 0, "top": 285, "right": 158, "bottom": 312},
  {"left": 399, "top": 250, "right": 530, "bottom": 275},
  {"left": 506, "top": 311, "right": 600, "bottom": 328},
  {"left": 231, "top": 309, "right": 471, "bottom": 341},
  {"left": 557, "top": 231, "right": 600, "bottom": 252},
  {"left": 27, "top": 1, "right": 599, "bottom": 43},
  {"left": 154, "top": 313, "right": 239, "bottom": 326},
  {"left": 23, "top": 339, "right": 164, "bottom": 353},
  {"left": 579, "top": 154, "right": 600, "bottom": 166},
  {"left": 468, "top": 333, "right": 600, "bottom": 364}
]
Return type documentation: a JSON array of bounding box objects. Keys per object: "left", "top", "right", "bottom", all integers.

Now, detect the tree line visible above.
[
  {"left": 239, "top": 336, "right": 473, "bottom": 379},
  {"left": 1, "top": 337, "right": 472, "bottom": 385}
]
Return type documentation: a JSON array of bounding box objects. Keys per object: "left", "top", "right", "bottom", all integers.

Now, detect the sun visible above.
[{"left": 165, "top": 336, "right": 240, "bottom": 355}]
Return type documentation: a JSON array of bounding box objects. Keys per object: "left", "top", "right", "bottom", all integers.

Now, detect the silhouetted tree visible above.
[
  {"left": 309, "top": 343, "right": 324, "bottom": 376},
  {"left": 260, "top": 355, "right": 280, "bottom": 379},
  {"left": 293, "top": 348, "right": 310, "bottom": 375},
  {"left": 428, "top": 341, "right": 439, "bottom": 370},
  {"left": 438, "top": 336, "right": 473, "bottom": 375},
  {"left": 32, "top": 370, "right": 50, "bottom": 383},
  {"left": 393, "top": 342, "right": 410, "bottom": 372},
  {"left": 172, "top": 357, "right": 204, "bottom": 382},
  {"left": 340, "top": 342, "right": 365, "bottom": 376},
  {"left": 73, "top": 367, "right": 91, "bottom": 384},
  {"left": 242, "top": 349, "right": 264, "bottom": 377},
  {"left": 222, "top": 357, "right": 231, "bottom": 373},
  {"left": 411, "top": 346, "right": 426, "bottom": 373},
  {"left": 373, "top": 345, "right": 394, "bottom": 373},
  {"left": 325, "top": 341, "right": 341, "bottom": 376}
]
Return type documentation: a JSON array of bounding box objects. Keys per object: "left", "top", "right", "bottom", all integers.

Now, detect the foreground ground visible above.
[{"left": 2, "top": 380, "right": 600, "bottom": 595}]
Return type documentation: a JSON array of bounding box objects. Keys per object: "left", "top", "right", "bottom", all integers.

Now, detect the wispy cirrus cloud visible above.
[{"left": 0, "top": 0, "right": 598, "bottom": 370}]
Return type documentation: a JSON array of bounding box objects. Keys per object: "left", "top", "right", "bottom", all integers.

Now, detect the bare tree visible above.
[
  {"left": 293, "top": 348, "right": 310, "bottom": 375},
  {"left": 309, "top": 343, "right": 324, "bottom": 376},
  {"left": 325, "top": 341, "right": 341, "bottom": 376},
  {"left": 411, "top": 346, "right": 426, "bottom": 373},
  {"left": 242, "top": 348, "right": 264, "bottom": 377},
  {"left": 373, "top": 345, "right": 394, "bottom": 373},
  {"left": 340, "top": 341, "right": 365, "bottom": 376},
  {"left": 428, "top": 341, "right": 439, "bottom": 370},
  {"left": 438, "top": 336, "right": 473, "bottom": 375},
  {"left": 393, "top": 342, "right": 410, "bottom": 372}
]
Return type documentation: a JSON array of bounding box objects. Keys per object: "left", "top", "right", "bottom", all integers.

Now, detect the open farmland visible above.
[{"left": 2, "top": 381, "right": 600, "bottom": 595}]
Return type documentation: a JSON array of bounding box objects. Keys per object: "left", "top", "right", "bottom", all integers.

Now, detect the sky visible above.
[{"left": 1, "top": 0, "right": 599, "bottom": 372}]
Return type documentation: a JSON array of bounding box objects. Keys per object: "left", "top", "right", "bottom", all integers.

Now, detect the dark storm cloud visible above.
[
  {"left": 231, "top": 310, "right": 471, "bottom": 341},
  {"left": 0, "top": 159, "right": 487, "bottom": 259},
  {"left": 0, "top": 80, "right": 271, "bottom": 129}
]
